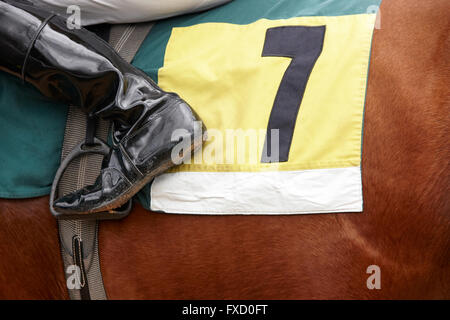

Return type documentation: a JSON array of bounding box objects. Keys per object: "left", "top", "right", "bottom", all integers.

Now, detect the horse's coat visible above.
[{"left": 0, "top": 0, "right": 448, "bottom": 299}]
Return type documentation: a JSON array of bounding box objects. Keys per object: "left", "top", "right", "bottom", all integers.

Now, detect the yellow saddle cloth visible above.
[{"left": 149, "top": 12, "right": 377, "bottom": 215}]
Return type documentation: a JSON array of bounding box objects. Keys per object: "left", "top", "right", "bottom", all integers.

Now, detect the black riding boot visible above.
[{"left": 0, "top": 0, "right": 205, "bottom": 215}]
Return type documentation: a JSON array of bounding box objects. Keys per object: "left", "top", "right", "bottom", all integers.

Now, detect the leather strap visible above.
[
  {"left": 22, "top": 14, "right": 56, "bottom": 83},
  {"left": 57, "top": 22, "right": 154, "bottom": 300}
]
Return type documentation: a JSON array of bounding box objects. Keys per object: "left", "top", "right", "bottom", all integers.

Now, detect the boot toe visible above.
[{"left": 53, "top": 168, "right": 132, "bottom": 214}]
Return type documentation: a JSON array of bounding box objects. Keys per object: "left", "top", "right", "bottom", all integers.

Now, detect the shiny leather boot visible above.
[{"left": 0, "top": 0, "right": 206, "bottom": 215}]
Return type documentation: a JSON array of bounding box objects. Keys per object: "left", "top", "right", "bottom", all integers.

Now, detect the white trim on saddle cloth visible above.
[{"left": 150, "top": 166, "right": 363, "bottom": 215}]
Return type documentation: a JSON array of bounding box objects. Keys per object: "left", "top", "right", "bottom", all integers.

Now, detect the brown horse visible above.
[{"left": 0, "top": 0, "right": 448, "bottom": 299}]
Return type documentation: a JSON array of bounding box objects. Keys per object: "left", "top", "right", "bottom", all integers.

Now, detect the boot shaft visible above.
[{"left": 0, "top": 0, "right": 161, "bottom": 115}]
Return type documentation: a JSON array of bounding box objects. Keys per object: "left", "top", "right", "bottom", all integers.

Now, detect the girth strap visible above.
[{"left": 57, "top": 22, "right": 154, "bottom": 300}]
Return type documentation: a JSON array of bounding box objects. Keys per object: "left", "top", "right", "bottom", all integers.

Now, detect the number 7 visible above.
[{"left": 261, "top": 25, "right": 326, "bottom": 163}]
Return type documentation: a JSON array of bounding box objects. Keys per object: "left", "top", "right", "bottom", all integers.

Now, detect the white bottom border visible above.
[{"left": 150, "top": 166, "right": 363, "bottom": 215}]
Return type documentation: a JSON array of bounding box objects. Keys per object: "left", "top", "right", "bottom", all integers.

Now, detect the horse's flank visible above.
[{"left": 0, "top": 0, "right": 448, "bottom": 299}]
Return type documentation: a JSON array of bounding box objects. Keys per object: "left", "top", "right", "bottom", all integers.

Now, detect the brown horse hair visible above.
[{"left": 0, "top": 0, "right": 448, "bottom": 299}]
